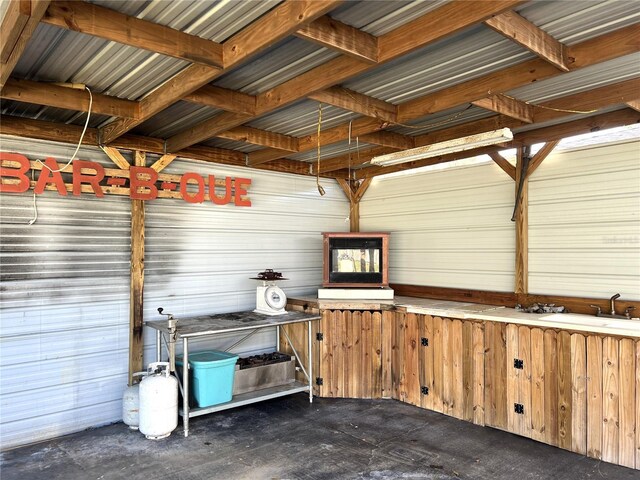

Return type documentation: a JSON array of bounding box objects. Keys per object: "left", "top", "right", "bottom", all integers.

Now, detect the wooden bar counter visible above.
[{"left": 284, "top": 295, "right": 640, "bottom": 470}]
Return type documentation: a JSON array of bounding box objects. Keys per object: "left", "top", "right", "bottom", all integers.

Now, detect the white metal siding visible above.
[
  {"left": 0, "top": 136, "right": 348, "bottom": 450},
  {"left": 528, "top": 140, "right": 640, "bottom": 300},
  {"left": 359, "top": 162, "right": 516, "bottom": 291}
]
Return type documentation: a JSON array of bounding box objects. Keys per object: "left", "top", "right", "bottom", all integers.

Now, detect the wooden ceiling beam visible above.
[
  {"left": 99, "top": 0, "right": 339, "bottom": 144},
  {"left": 484, "top": 10, "right": 570, "bottom": 71},
  {"left": 414, "top": 77, "right": 640, "bottom": 147},
  {"left": 217, "top": 126, "right": 299, "bottom": 152},
  {"left": 295, "top": 15, "right": 378, "bottom": 64},
  {"left": 182, "top": 85, "right": 256, "bottom": 116},
  {"left": 0, "top": 115, "right": 342, "bottom": 179},
  {"left": 0, "top": 0, "right": 51, "bottom": 88},
  {"left": 42, "top": 1, "right": 224, "bottom": 68},
  {"left": 626, "top": 99, "right": 640, "bottom": 112},
  {"left": 472, "top": 94, "right": 534, "bottom": 123},
  {"left": 246, "top": 24, "right": 639, "bottom": 168},
  {"left": 0, "top": 0, "right": 31, "bottom": 64},
  {"left": 355, "top": 109, "right": 640, "bottom": 179},
  {"left": 1, "top": 77, "right": 139, "bottom": 118},
  {"left": 254, "top": 1, "right": 520, "bottom": 117},
  {"left": 398, "top": 23, "right": 638, "bottom": 122},
  {"left": 308, "top": 87, "right": 397, "bottom": 123},
  {"left": 359, "top": 131, "right": 415, "bottom": 150},
  {"left": 314, "top": 146, "right": 395, "bottom": 174}
]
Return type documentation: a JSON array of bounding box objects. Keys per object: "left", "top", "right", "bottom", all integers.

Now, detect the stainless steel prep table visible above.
[{"left": 146, "top": 310, "right": 321, "bottom": 437}]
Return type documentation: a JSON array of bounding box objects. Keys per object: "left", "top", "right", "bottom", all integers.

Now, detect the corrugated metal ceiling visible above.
[{"left": 2, "top": 0, "right": 639, "bottom": 166}]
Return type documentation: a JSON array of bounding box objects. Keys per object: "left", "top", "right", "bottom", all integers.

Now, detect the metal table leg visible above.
[
  {"left": 156, "top": 330, "right": 161, "bottom": 362},
  {"left": 183, "top": 337, "right": 189, "bottom": 437},
  {"left": 308, "top": 320, "right": 313, "bottom": 403}
]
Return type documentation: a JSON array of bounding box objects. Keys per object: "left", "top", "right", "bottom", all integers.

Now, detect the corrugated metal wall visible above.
[
  {"left": 0, "top": 136, "right": 348, "bottom": 450},
  {"left": 528, "top": 140, "right": 640, "bottom": 300},
  {"left": 359, "top": 162, "right": 516, "bottom": 291}
]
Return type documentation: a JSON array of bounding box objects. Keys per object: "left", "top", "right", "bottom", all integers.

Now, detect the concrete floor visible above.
[{"left": 1, "top": 395, "right": 637, "bottom": 480}]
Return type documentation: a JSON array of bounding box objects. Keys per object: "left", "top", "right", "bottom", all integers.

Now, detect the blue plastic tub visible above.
[{"left": 176, "top": 350, "right": 239, "bottom": 407}]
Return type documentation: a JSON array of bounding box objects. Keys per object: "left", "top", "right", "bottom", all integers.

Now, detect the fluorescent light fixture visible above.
[{"left": 370, "top": 128, "right": 514, "bottom": 167}]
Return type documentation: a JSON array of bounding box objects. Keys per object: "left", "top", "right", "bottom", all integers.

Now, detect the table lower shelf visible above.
[{"left": 181, "top": 381, "right": 310, "bottom": 418}]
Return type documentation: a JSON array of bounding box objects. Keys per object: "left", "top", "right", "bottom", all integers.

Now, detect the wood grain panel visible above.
[
  {"left": 361, "top": 311, "right": 371, "bottom": 398},
  {"left": 472, "top": 321, "right": 485, "bottom": 426},
  {"left": 506, "top": 324, "right": 520, "bottom": 435},
  {"left": 451, "top": 319, "right": 464, "bottom": 419},
  {"left": 484, "top": 322, "right": 507, "bottom": 430},
  {"left": 463, "top": 321, "right": 474, "bottom": 422},
  {"left": 557, "top": 331, "right": 572, "bottom": 451},
  {"left": 602, "top": 337, "right": 620, "bottom": 464},
  {"left": 636, "top": 340, "right": 640, "bottom": 469},
  {"left": 518, "top": 325, "right": 532, "bottom": 438},
  {"left": 404, "top": 313, "right": 421, "bottom": 406},
  {"left": 586, "top": 335, "right": 603, "bottom": 460},
  {"left": 420, "top": 315, "right": 434, "bottom": 411},
  {"left": 530, "top": 328, "right": 545, "bottom": 442},
  {"left": 371, "top": 311, "right": 383, "bottom": 399},
  {"left": 442, "top": 318, "right": 453, "bottom": 416},
  {"left": 571, "top": 333, "right": 587, "bottom": 455},
  {"left": 544, "top": 329, "right": 559, "bottom": 447},
  {"left": 320, "top": 310, "right": 333, "bottom": 397},
  {"left": 619, "top": 338, "right": 636, "bottom": 468},
  {"left": 432, "top": 316, "right": 445, "bottom": 413},
  {"left": 381, "top": 310, "right": 394, "bottom": 399}
]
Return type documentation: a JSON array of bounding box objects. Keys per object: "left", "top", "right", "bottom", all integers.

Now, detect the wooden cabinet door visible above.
[
  {"left": 393, "top": 313, "right": 484, "bottom": 425},
  {"left": 317, "top": 309, "right": 383, "bottom": 399}
]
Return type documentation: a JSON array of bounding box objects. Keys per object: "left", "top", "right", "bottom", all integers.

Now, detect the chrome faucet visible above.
[
  {"left": 609, "top": 293, "right": 620, "bottom": 315},
  {"left": 591, "top": 294, "right": 636, "bottom": 319}
]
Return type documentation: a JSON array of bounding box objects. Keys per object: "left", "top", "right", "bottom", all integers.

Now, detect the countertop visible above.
[
  {"left": 289, "top": 295, "right": 640, "bottom": 338},
  {"left": 145, "top": 310, "right": 321, "bottom": 338}
]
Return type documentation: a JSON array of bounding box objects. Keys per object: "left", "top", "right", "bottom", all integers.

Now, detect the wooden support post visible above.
[
  {"left": 514, "top": 147, "right": 528, "bottom": 295},
  {"left": 336, "top": 178, "right": 372, "bottom": 232},
  {"left": 129, "top": 151, "right": 145, "bottom": 385}
]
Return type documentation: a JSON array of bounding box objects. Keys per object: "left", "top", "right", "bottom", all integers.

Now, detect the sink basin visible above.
[{"left": 604, "top": 320, "right": 640, "bottom": 330}]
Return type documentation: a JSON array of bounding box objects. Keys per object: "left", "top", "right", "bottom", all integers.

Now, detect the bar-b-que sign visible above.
[{"left": 0, "top": 152, "right": 252, "bottom": 206}]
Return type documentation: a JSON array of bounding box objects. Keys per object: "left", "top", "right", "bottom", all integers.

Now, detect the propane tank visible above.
[
  {"left": 139, "top": 362, "right": 178, "bottom": 440},
  {"left": 122, "top": 371, "right": 147, "bottom": 430}
]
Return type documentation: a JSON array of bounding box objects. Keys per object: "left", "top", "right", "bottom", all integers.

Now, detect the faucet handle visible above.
[
  {"left": 590, "top": 305, "right": 602, "bottom": 316},
  {"left": 624, "top": 306, "right": 636, "bottom": 318}
]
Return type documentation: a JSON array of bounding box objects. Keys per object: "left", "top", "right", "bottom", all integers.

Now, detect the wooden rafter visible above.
[
  {"left": 0, "top": 115, "right": 344, "bottom": 179},
  {"left": 397, "top": 24, "right": 638, "bottom": 122},
  {"left": 247, "top": 26, "right": 639, "bottom": 167},
  {"left": 99, "top": 0, "right": 340, "bottom": 144},
  {"left": 0, "top": 0, "right": 51, "bottom": 88},
  {"left": 167, "top": 0, "right": 521, "bottom": 153},
  {"left": 472, "top": 94, "right": 534, "bottom": 123},
  {"left": 217, "top": 126, "right": 299, "bottom": 152},
  {"left": 488, "top": 151, "right": 516, "bottom": 180},
  {"left": 626, "top": 100, "right": 640, "bottom": 112},
  {"left": 314, "top": 146, "right": 395, "bottom": 174},
  {"left": 183, "top": 85, "right": 256, "bottom": 116},
  {"left": 0, "top": 0, "right": 31, "bottom": 63},
  {"left": 1, "top": 78, "right": 139, "bottom": 118},
  {"left": 414, "top": 77, "right": 640, "bottom": 148},
  {"left": 295, "top": 15, "right": 378, "bottom": 64},
  {"left": 484, "top": 10, "right": 570, "bottom": 72},
  {"left": 359, "top": 131, "right": 415, "bottom": 150},
  {"left": 42, "top": 1, "right": 224, "bottom": 68},
  {"left": 308, "top": 87, "right": 397, "bottom": 123}
]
